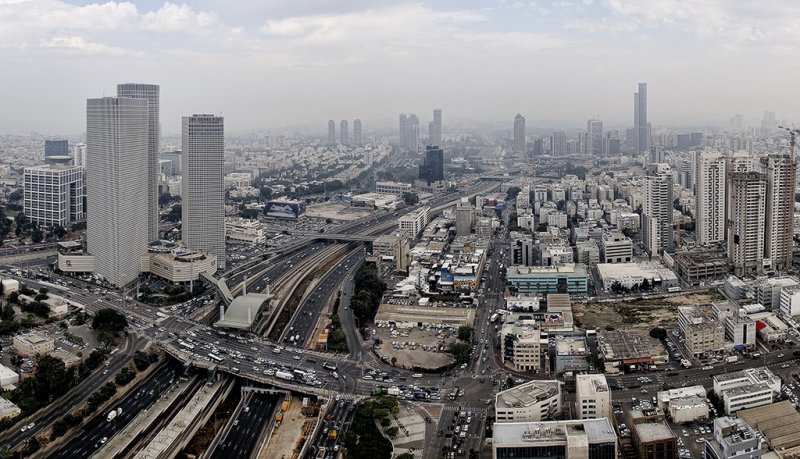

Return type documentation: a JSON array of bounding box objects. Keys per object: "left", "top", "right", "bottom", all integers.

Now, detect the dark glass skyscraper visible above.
[{"left": 419, "top": 146, "right": 444, "bottom": 184}]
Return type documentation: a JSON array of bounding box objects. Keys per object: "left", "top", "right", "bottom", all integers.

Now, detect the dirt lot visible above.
[
  {"left": 372, "top": 326, "right": 456, "bottom": 370},
  {"left": 259, "top": 396, "right": 313, "bottom": 459},
  {"left": 573, "top": 289, "right": 725, "bottom": 330}
]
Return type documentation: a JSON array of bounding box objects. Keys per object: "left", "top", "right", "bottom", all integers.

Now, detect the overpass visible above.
[{"left": 286, "top": 232, "right": 377, "bottom": 242}]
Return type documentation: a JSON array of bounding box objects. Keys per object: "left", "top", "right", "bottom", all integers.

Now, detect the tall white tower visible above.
[
  {"left": 117, "top": 83, "right": 160, "bottom": 242},
  {"left": 642, "top": 163, "right": 673, "bottom": 256},
  {"left": 695, "top": 151, "right": 726, "bottom": 245},
  {"left": 182, "top": 114, "right": 225, "bottom": 269},
  {"left": 86, "top": 97, "right": 149, "bottom": 287}
]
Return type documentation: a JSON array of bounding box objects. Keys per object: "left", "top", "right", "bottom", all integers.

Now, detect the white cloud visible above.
[{"left": 39, "top": 36, "right": 130, "bottom": 55}]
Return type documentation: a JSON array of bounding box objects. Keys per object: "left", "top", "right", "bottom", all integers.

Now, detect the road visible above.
[
  {"left": 209, "top": 392, "right": 281, "bottom": 459},
  {"left": 304, "top": 395, "right": 356, "bottom": 459},
  {"left": 51, "top": 361, "right": 182, "bottom": 459}
]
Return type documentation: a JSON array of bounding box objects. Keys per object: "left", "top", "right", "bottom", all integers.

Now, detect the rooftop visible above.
[
  {"left": 598, "top": 329, "right": 667, "bottom": 362},
  {"left": 738, "top": 401, "right": 800, "bottom": 451},
  {"left": 576, "top": 374, "right": 608, "bottom": 395},
  {"left": 507, "top": 263, "right": 586, "bottom": 276},
  {"left": 215, "top": 291, "right": 273, "bottom": 330},
  {"left": 496, "top": 380, "right": 561, "bottom": 409},
  {"left": 492, "top": 418, "right": 616, "bottom": 446},
  {"left": 634, "top": 422, "right": 676, "bottom": 443}
]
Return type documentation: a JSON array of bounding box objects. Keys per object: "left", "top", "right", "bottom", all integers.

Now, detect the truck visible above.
[
  {"left": 316, "top": 447, "right": 326, "bottom": 459},
  {"left": 726, "top": 355, "right": 739, "bottom": 363},
  {"left": 328, "top": 429, "right": 338, "bottom": 440},
  {"left": 275, "top": 370, "right": 294, "bottom": 381},
  {"left": 107, "top": 407, "right": 122, "bottom": 422},
  {"left": 388, "top": 386, "right": 401, "bottom": 396},
  {"left": 331, "top": 371, "right": 339, "bottom": 379}
]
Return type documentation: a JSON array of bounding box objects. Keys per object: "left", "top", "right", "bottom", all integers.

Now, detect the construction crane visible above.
[{"left": 778, "top": 125, "right": 799, "bottom": 271}]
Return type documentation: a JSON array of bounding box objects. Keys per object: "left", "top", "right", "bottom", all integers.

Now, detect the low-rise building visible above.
[
  {"left": 713, "top": 368, "right": 780, "bottom": 415},
  {"left": 576, "top": 374, "right": 611, "bottom": 420},
  {"left": 595, "top": 262, "right": 680, "bottom": 291},
  {"left": 0, "top": 364, "right": 19, "bottom": 388},
  {"left": 755, "top": 276, "right": 799, "bottom": 311},
  {"left": 629, "top": 408, "right": 678, "bottom": 459},
  {"left": 598, "top": 231, "right": 633, "bottom": 264},
  {"left": 737, "top": 401, "right": 800, "bottom": 456},
  {"left": 704, "top": 416, "right": 761, "bottom": 459},
  {"left": 225, "top": 217, "right": 265, "bottom": 244},
  {"left": 724, "top": 315, "right": 757, "bottom": 350},
  {"left": 554, "top": 335, "right": 588, "bottom": 374},
  {"left": 375, "top": 181, "right": 412, "bottom": 196},
  {"left": 495, "top": 380, "right": 563, "bottom": 423},
  {"left": 13, "top": 333, "right": 55, "bottom": 357},
  {"left": 0, "top": 398, "right": 20, "bottom": 421},
  {"left": 505, "top": 295, "right": 542, "bottom": 312},
  {"left": 372, "top": 234, "right": 410, "bottom": 272},
  {"left": 398, "top": 206, "right": 430, "bottom": 237},
  {"left": 140, "top": 242, "right": 218, "bottom": 284},
  {"left": 779, "top": 285, "right": 800, "bottom": 319},
  {"left": 678, "top": 305, "right": 725, "bottom": 357},
  {"left": 597, "top": 329, "right": 669, "bottom": 372},
  {"left": 507, "top": 264, "right": 588, "bottom": 295},
  {"left": 492, "top": 418, "right": 617, "bottom": 459},
  {"left": 667, "top": 395, "right": 709, "bottom": 424}
]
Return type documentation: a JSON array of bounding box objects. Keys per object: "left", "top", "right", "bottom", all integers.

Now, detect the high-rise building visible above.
[
  {"left": 419, "top": 146, "right": 444, "bottom": 184},
  {"left": 695, "top": 152, "right": 727, "bottom": 245},
  {"left": 728, "top": 171, "right": 767, "bottom": 277},
  {"left": 117, "top": 83, "right": 160, "bottom": 242},
  {"left": 328, "top": 119, "right": 336, "bottom": 145},
  {"left": 23, "top": 165, "right": 84, "bottom": 228},
  {"left": 762, "top": 155, "right": 795, "bottom": 272},
  {"left": 44, "top": 140, "right": 70, "bottom": 165},
  {"left": 455, "top": 197, "right": 473, "bottom": 236},
  {"left": 86, "top": 97, "right": 149, "bottom": 287},
  {"left": 399, "top": 113, "right": 419, "bottom": 152},
  {"left": 513, "top": 113, "right": 526, "bottom": 155},
  {"left": 642, "top": 163, "right": 673, "bottom": 256},
  {"left": 340, "top": 119, "right": 349, "bottom": 146},
  {"left": 634, "top": 83, "right": 649, "bottom": 157},
  {"left": 182, "top": 114, "right": 225, "bottom": 269},
  {"left": 586, "top": 119, "right": 603, "bottom": 156},
  {"left": 72, "top": 143, "right": 87, "bottom": 169},
  {"left": 353, "top": 119, "right": 362, "bottom": 146},
  {"left": 551, "top": 130, "right": 567, "bottom": 156},
  {"left": 605, "top": 131, "right": 620, "bottom": 156},
  {"left": 429, "top": 108, "right": 442, "bottom": 147}
]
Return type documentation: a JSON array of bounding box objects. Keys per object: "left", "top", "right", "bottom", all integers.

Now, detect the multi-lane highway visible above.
[{"left": 209, "top": 392, "right": 281, "bottom": 459}]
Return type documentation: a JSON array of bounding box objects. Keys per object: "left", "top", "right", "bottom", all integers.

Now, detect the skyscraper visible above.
[
  {"left": 117, "top": 83, "right": 160, "bottom": 242},
  {"left": 182, "top": 114, "right": 225, "bottom": 269},
  {"left": 340, "top": 119, "right": 349, "bottom": 146},
  {"left": 642, "top": 163, "right": 673, "bottom": 256},
  {"left": 328, "top": 120, "right": 336, "bottom": 145},
  {"left": 419, "top": 146, "right": 444, "bottom": 184},
  {"left": 728, "top": 171, "right": 766, "bottom": 276},
  {"left": 44, "top": 140, "right": 70, "bottom": 164},
  {"left": 551, "top": 130, "right": 567, "bottom": 156},
  {"left": 429, "top": 108, "right": 442, "bottom": 147},
  {"left": 399, "top": 113, "right": 419, "bottom": 152},
  {"left": 634, "top": 83, "right": 649, "bottom": 157},
  {"left": 353, "top": 119, "right": 362, "bottom": 146},
  {"left": 762, "top": 154, "right": 795, "bottom": 272},
  {"left": 513, "top": 114, "right": 526, "bottom": 155},
  {"left": 72, "top": 143, "right": 87, "bottom": 169},
  {"left": 86, "top": 97, "right": 149, "bottom": 287},
  {"left": 695, "top": 151, "right": 726, "bottom": 245},
  {"left": 586, "top": 119, "right": 603, "bottom": 156}
]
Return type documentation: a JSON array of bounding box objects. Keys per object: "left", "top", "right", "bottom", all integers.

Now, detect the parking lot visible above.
[{"left": 370, "top": 324, "right": 456, "bottom": 371}]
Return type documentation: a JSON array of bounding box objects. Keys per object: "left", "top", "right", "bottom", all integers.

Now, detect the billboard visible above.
[{"left": 265, "top": 201, "right": 306, "bottom": 218}]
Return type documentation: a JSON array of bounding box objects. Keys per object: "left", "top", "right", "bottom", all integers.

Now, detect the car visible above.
[{"left": 100, "top": 437, "right": 108, "bottom": 444}]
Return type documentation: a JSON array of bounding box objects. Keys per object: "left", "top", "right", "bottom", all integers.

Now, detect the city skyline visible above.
[{"left": 1, "top": 1, "right": 799, "bottom": 134}]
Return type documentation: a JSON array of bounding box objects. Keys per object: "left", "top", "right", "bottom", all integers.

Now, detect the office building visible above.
[
  {"left": 398, "top": 206, "right": 430, "bottom": 237},
  {"left": 340, "top": 119, "right": 349, "bottom": 146},
  {"left": 182, "top": 114, "right": 225, "bottom": 269},
  {"left": 495, "top": 380, "right": 563, "bottom": 423},
  {"left": 598, "top": 231, "right": 633, "bottom": 264},
  {"left": 576, "top": 374, "right": 611, "bottom": 420},
  {"left": 492, "top": 418, "right": 617, "bottom": 459},
  {"left": 371, "top": 233, "right": 410, "bottom": 272},
  {"left": 678, "top": 305, "right": 724, "bottom": 357},
  {"left": 225, "top": 217, "right": 265, "bottom": 244},
  {"left": 513, "top": 113, "right": 526, "bottom": 155},
  {"left": 353, "top": 118, "right": 362, "bottom": 146},
  {"left": 375, "top": 181, "right": 412, "bottom": 196},
  {"left": 713, "top": 368, "right": 780, "bottom": 415},
  {"left": 551, "top": 130, "right": 567, "bottom": 157},
  {"left": 501, "top": 323, "right": 543, "bottom": 372},
  {"left": 399, "top": 113, "right": 419, "bottom": 152},
  {"left": 629, "top": 408, "right": 678, "bottom": 459},
  {"left": 429, "top": 108, "right": 442, "bottom": 147},
  {"left": 72, "top": 143, "right": 87, "bottom": 169},
  {"left": 117, "top": 83, "right": 160, "bottom": 242},
  {"left": 780, "top": 286, "right": 800, "bottom": 319},
  {"left": 161, "top": 150, "right": 182, "bottom": 176},
  {"left": 696, "top": 151, "right": 727, "bottom": 245},
  {"left": 23, "top": 165, "right": 84, "bottom": 228},
  {"left": 419, "top": 145, "right": 444, "bottom": 184},
  {"left": 455, "top": 198, "right": 473, "bottom": 236},
  {"left": 586, "top": 119, "right": 603, "bottom": 156},
  {"left": 763, "top": 155, "right": 795, "bottom": 272},
  {"left": 86, "top": 97, "right": 149, "bottom": 287},
  {"left": 642, "top": 163, "right": 673, "bottom": 256},
  {"left": 328, "top": 119, "right": 335, "bottom": 145},
  {"left": 507, "top": 264, "right": 588, "bottom": 295},
  {"left": 634, "top": 82, "right": 649, "bottom": 156},
  {"left": 727, "top": 172, "right": 767, "bottom": 276},
  {"left": 13, "top": 333, "right": 55, "bottom": 357},
  {"left": 755, "top": 276, "right": 798, "bottom": 311},
  {"left": 704, "top": 416, "right": 761, "bottom": 459},
  {"left": 44, "top": 139, "right": 70, "bottom": 164}
]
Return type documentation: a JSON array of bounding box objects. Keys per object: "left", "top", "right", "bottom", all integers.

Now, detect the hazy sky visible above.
[{"left": 2, "top": 0, "right": 799, "bottom": 135}]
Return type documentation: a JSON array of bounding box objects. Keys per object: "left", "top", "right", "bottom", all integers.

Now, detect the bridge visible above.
[{"left": 287, "top": 232, "right": 377, "bottom": 242}]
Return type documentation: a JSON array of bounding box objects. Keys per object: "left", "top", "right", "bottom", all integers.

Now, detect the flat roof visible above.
[
  {"left": 738, "top": 401, "right": 800, "bottom": 451},
  {"left": 492, "top": 418, "right": 616, "bottom": 446},
  {"left": 507, "top": 264, "right": 586, "bottom": 276},
  {"left": 496, "top": 380, "right": 560, "bottom": 409},
  {"left": 635, "top": 422, "right": 676, "bottom": 443},
  {"left": 598, "top": 329, "right": 667, "bottom": 362},
  {"left": 375, "top": 303, "right": 475, "bottom": 326},
  {"left": 576, "top": 374, "right": 608, "bottom": 395}
]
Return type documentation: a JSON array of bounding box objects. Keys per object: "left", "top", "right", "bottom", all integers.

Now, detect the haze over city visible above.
[{"left": 2, "top": 0, "right": 800, "bottom": 134}]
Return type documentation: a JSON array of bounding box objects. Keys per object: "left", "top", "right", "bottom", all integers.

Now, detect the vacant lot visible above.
[{"left": 573, "top": 290, "right": 724, "bottom": 330}]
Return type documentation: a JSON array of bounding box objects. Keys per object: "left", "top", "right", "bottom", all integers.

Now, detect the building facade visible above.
[
  {"left": 23, "top": 165, "right": 84, "bottom": 227},
  {"left": 182, "top": 114, "right": 225, "bottom": 269},
  {"left": 328, "top": 119, "right": 336, "bottom": 145},
  {"left": 763, "top": 155, "right": 795, "bottom": 272},
  {"left": 492, "top": 419, "right": 617, "bottom": 459},
  {"left": 727, "top": 172, "right": 767, "bottom": 276},
  {"left": 576, "top": 374, "right": 611, "bottom": 420},
  {"left": 429, "top": 108, "right": 442, "bottom": 147},
  {"left": 642, "top": 163, "right": 673, "bottom": 256},
  {"left": 353, "top": 118, "right": 362, "bottom": 146},
  {"left": 495, "top": 380, "right": 563, "bottom": 423},
  {"left": 513, "top": 113, "right": 526, "bottom": 155},
  {"left": 695, "top": 151, "right": 727, "bottom": 245}
]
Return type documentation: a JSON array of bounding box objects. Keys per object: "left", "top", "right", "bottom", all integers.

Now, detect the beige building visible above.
[
  {"left": 13, "top": 334, "right": 55, "bottom": 357},
  {"left": 576, "top": 374, "right": 612, "bottom": 420},
  {"left": 500, "top": 323, "right": 543, "bottom": 372},
  {"left": 0, "top": 398, "right": 20, "bottom": 421},
  {"left": 225, "top": 217, "right": 265, "bottom": 243},
  {"left": 495, "top": 380, "right": 563, "bottom": 423},
  {"left": 492, "top": 419, "right": 617, "bottom": 459},
  {"left": 678, "top": 305, "right": 725, "bottom": 357},
  {"left": 372, "top": 233, "right": 410, "bottom": 272}
]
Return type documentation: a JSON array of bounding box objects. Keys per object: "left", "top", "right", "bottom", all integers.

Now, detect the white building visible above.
[
  {"left": 225, "top": 218, "right": 265, "bottom": 244},
  {"left": 455, "top": 198, "right": 473, "bottom": 236},
  {"left": 713, "top": 368, "right": 780, "bottom": 415},
  {"left": 642, "top": 163, "right": 673, "bottom": 255},
  {"left": 375, "top": 181, "right": 412, "bottom": 195},
  {"left": 398, "top": 206, "right": 430, "bottom": 237},
  {"left": 182, "top": 114, "right": 226, "bottom": 269},
  {"left": 657, "top": 385, "right": 709, "bottom": 424},
  {"left": 13, "top": 333, "right": 55, "bottom": 357},
  {"left": 547, "top": 211, "right": 568, "bottom": 229},
  {"left": 0, "top": 364, "right": 18, "bottom": 387},
  {"left": 495, "top": 380, "right": 563, "bottom": 423},
  {"left": 500, "top": 323, "right": 543, "bottom": 372},
  {"left": 598, "top": 231, "right": 633, "bottom": 264},
  {"left": 23, "top": 165, "right": 84, "bottom": 228},
  {"left": 86, "top": 96, "right": 150, "bottom": 287},
  {"left": 763, "top": 155, "right": 795, "bottom": 272},
  {"left": 779, "top": 285, "right": 800, "bottom": 319},
  {"left": 117, "top": 83, "right": 160, "bottom": 242},
  {"left": 492, "top": 419, "right": 617, "bottom": 459},
  {"left": 695, "top": 151, "right": 727, "bottom": 245},
  {"left": 576, "top": 374, "right": 611, "bottom": 420}
]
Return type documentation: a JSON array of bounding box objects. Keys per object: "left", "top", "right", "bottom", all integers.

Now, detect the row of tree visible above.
[{"left": 352, "top": 263, "right": 387, "bottom": 326}]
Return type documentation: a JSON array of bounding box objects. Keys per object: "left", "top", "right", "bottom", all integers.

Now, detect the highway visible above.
[
  {"left": 305, "top": 395, "right": 356, "bottom": 459},
  {"left": 51, "top": 361, "right": 182, "bottom": 459},
  {"left": 209, "top": 392, "right": 281, "bottom": 459}
]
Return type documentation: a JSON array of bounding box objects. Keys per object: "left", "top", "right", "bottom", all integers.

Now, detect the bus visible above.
[
  {"left": 179, "top": 340, "right": 195, "bottom": 351},
  {"left": 323, "top": 362, "right": 338, "bottom": 372},
  {"left": 449, "top": 388, "right": 459, "bottom": 401},
  {"left": 490, "top": 313, "right": 499, "bottom": 323},
  {"left": 208, "top": 353, "right": 224, "bottom": 364},
  {"left": 667, "top": 286, "right": 682, "bottom": 293}
]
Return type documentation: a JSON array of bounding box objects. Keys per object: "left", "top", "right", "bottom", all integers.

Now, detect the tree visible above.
[
  {"left": 503, "top": 376, "right": 515, "bottom": 390},
  {"left": 448, "top": 341, "right": 472, "bottom": 364},
  {"left": 92, "top": 308, "right": 128, "bottom": 333},
  {"left": 390, "top": 356, "right": 397, "bottom": 367},
  {"left": 401, "top": 192, "right": 419, "bottom": 206},
  {"left": 53, "top": 225, "right": 67, "bottom": 239},
  {"left": 31, "top": 229, "right": 44, "bottom": 243},
  {"left": 649, "top": 327, "right": 667, "bottom": 340},
  {"left": 1, "top": 305, "right": 14, "bottom": 321},
  {"left": 385, "top": 426, "right": 399, "bottom": 438},
  {"left": 240, "top": 208, "right": 259, "bottom": 219},
  {"left": 457, "top": 326, "right": 474, "bottom": 342},
  {"left": 506, "top": 186, "right": 522, "bottom": 201}
]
